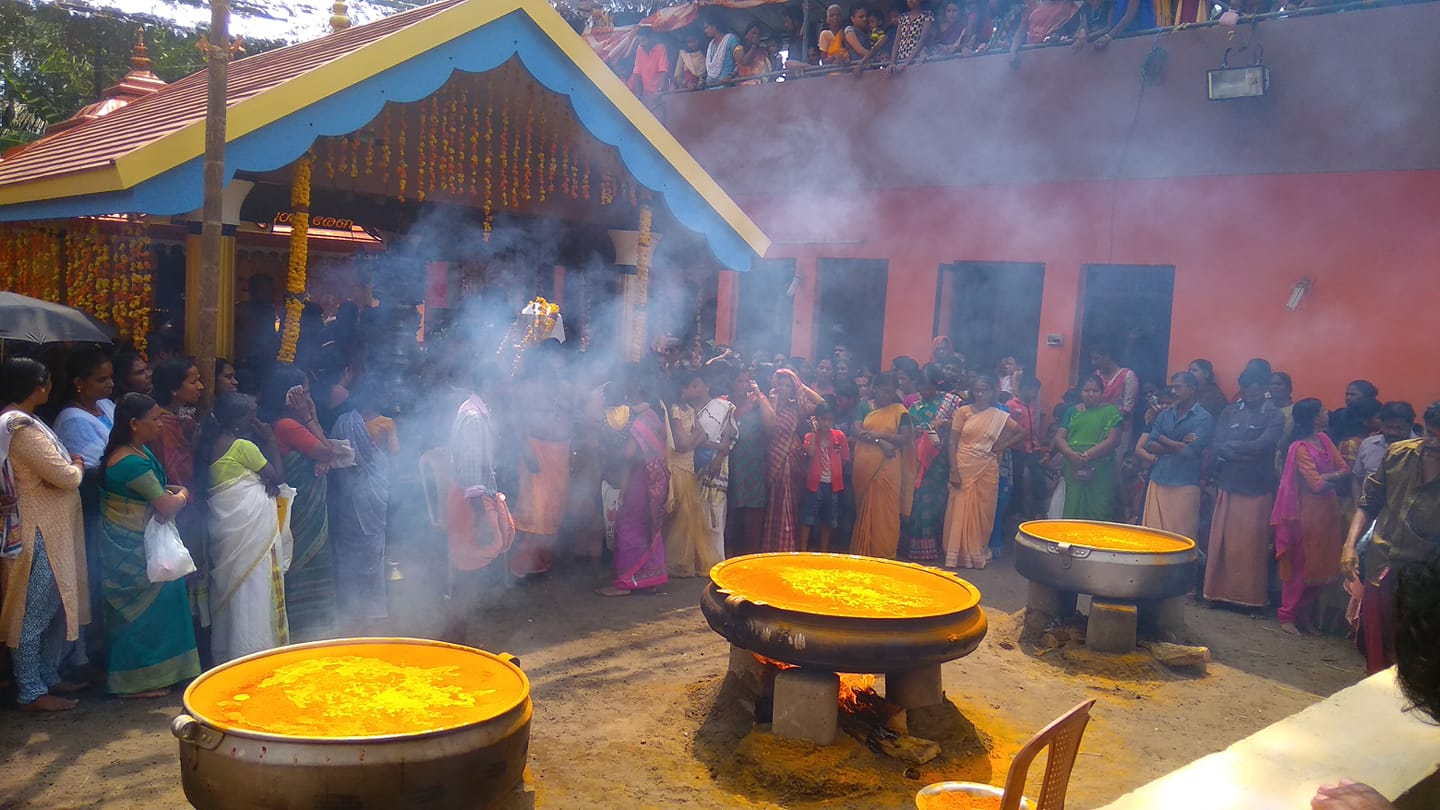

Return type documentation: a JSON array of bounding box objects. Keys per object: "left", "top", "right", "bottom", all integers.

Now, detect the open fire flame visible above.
[
  {"left": 750, "top": 653, "right": 883, "bottom": 712},
  {"left": 838, "top": 674, "right": 879, "bottom": 711}
]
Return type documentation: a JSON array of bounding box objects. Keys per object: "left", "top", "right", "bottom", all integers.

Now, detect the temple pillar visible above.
[{"left": 183, "top": 179, "right": 253, "bottom": 359}]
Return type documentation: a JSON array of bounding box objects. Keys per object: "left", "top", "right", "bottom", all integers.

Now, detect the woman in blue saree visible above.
[{"left": 98, "top": 393, "right": 200, "bottom": 697}]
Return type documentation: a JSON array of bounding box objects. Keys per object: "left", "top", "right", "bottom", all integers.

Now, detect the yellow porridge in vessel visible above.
[
  {"left": 1020, "top": 520, "right": 1194, "bottom": 553},
  {"left": 186, "top": 642, "right": 527, "bottom": 738},
  {"left": 710, "top": 554, "right": 980, "bottom": 619}
]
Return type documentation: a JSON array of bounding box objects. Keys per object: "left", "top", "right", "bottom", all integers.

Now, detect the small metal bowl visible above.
[{"left": 915, "top": 781, "right": 1033, "bottom": 809}]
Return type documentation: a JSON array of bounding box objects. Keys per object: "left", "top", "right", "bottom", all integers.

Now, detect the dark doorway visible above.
[
  {"left": 816, "top": 259, "right": 889, "bottom": 372},
  {"left": 1079, "top": 264, "right": 1176, "bottom": 392},
  {"left": 934, "top": 262, "right": 1046, "bottom": 377},
  {"left": 736, "top": 259, "right": 795, "bottom": 359}
]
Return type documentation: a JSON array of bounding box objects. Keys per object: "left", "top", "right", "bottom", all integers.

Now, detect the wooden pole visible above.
[{"left": 198, "top": 0, "right": 230, "bottom": 407}]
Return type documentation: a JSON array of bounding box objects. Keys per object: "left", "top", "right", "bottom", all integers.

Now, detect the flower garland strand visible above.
[
  {"left": 630, "top": 205, "right": 653, "bottom": 361},
  {"left": 278, "top": 156, "right": 312, "bottom": 363},
  {"left": 497, "top": 296, "right": 560, "bottom": 376},
  {"left": 484, "top": 74, "right": 494, "bottom": 238}
]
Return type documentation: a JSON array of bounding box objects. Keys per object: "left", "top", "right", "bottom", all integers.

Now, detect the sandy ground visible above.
[{"left": 0, "top": 540, "right": 1367, "bottom": 810}]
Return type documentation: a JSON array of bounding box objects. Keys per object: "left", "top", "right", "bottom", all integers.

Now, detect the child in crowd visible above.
[
  {"left": 799, "top": 402, "right": 850, "bottom": 552},
  {"left": 1040, "top": 422, "right": 1066, "bottom": 517},
  {"left": 1119, "top": 451, "right": 1149, "bottom": 524}
]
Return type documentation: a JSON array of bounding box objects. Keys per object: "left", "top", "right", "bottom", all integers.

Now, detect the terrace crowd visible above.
[
  {"left": 617, "top": 0, "right": 1364, "bottom": 92},
  {"left": 1, "top": 322, "right": 1437, "bottom": 732}
]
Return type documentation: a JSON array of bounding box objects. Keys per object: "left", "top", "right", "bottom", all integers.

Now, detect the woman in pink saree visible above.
[
  {"left": 599, "top": 371, "right": 671, "bottom": 597},
  {"left": 1271, "top": 399, "right": 1351, "bottom": 635}
]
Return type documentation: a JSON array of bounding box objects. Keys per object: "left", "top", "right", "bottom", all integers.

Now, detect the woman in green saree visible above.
[
  {"left": 98, "top": 394, "right": 201, "bottom": 697},
  {"left": 1055, "top": 375, "right": 1125, "bottom": 521}
]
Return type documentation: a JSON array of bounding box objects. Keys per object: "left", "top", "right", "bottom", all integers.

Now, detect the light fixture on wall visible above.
[
  {"left": 1286, "top": 277, "right": 1313, "bottom": 312},
  {"left": 786, "top": 274, "right": 800, "bottom": 298},
  {"left": 1209, "top": 46, "right": 1269, "bottom": 101}
]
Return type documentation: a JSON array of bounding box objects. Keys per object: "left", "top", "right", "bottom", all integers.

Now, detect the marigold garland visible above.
[
  {"left": 512, "top": 88, "right": 524, "bottom": 207},
  {"left": 630, "top": 205, "right": 654, "bottom": 362},
  {"left": 381, "top": 106, "right": 394, "bottom": 192},
  {"left": 1, "top": 219, "right": 151, "bottom": 348},
  {"left": 398, "top": 109, "right": 408, "bottom": 200},
  {"left": 417, "top": 102, "right": 429, "bottom": 203},
  {"left": 523, "top": 86, "right": 534, "bottom": 203},
  {"left": 469, "top": 86, "right": 480, "bottom": 198},
  {"left": 498, "top": 296, "right": 560, "bottom": 376},
  {"left": 484, "top": 74, "right": 495, "bottom": 237},
  {"left": 499, "top": 89, "right": 511, "bottom": 209},
  {"left": 277, "top": 156, "right": 312, "bottom": 363}
]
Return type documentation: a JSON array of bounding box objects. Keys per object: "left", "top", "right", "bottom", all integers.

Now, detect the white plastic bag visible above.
[
  {"left": 276, "top": 484, "right": 298, "bottom": 574},
  {"left": 145, "top": 516, "right": 196, "bottom": 583},
  {"left": 327, "top": 439, "right": 357, "bottom": 469}
]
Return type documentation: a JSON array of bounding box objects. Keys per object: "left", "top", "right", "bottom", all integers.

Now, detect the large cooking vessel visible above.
[
  {"left": 172, "top": 638, "right": 531, "bottom": 810},
  {"left": 1014, "top": 520, "right": 1197, "bottom": 601},
  {"left": 701, "top": 552, "right": 987, "bottom": 672}
]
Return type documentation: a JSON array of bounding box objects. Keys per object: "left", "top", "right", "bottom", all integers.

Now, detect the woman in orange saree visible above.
[
  {"left": 943, "top": 376, "right": 1022, "bottom": 570},
  {"left": 850, "top": 374, "right": 915, "bottom": 559}
]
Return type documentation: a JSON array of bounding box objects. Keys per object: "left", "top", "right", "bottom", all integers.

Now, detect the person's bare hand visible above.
[
  {"left": 1183, "top": 432, "right": 1198, "bottom": 444},
  {"left": 71, "top": 455, "right": 85, "bottom": 467},
  {"left": 1311, "top": 780, "right": 1394, "bottom": 810}
]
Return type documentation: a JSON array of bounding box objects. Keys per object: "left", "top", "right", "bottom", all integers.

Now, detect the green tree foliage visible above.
[{"left": 0, "top": 0, "right": 283, "bottom": 150}]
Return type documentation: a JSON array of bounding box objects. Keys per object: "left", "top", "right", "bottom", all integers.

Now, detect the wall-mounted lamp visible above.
[
  {"left": 785, "top": 274, "right": 801, "bottom": 298},
  {"left": 1209, "top": 46, "right": 1268, "bottom": 101},
  {"left": 1286, "top": 277, "right": 1313, "bottom": 312}
]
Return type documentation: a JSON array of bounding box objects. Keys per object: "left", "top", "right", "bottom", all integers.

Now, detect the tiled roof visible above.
[
  {"left": 0, "top": 0, "right": 463, "bottom": 186},
  {"left": 0, "top": 0, "right": 769, "bottom": 269}
]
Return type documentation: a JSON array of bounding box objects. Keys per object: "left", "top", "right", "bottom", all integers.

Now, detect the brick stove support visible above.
[
  {"left": 772, "top": 668, "right": 840, "bottom": 745},
  {"left": 884, "top": 665, "right": 944, "bottom": 710}
]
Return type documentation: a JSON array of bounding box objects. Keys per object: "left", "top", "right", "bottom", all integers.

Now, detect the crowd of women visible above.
[
  {"left": 4, "top": 331, "right": 1434, "bottom": 713},
  {"left": 0, "top": 347, "right": 396, "bottom": 711},
  {"left": 1032, "top": 351, "right": 1439, "bottom": 677}
]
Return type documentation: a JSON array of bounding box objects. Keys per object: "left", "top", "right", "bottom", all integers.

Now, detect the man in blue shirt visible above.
[{"left": 1143, "top": 371, "right": 1214, "bottom": 542}]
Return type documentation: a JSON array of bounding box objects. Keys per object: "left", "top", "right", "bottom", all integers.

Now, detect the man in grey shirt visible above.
[{"left": 1203, "top": 368, "right": 1284, "bottom": 608}]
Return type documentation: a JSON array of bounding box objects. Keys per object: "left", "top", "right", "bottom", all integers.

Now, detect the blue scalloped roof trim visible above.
[{"left": 0, "top": 12, "right": 756, "bottom": 271}]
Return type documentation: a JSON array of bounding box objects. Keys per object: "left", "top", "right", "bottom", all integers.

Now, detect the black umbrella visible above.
[{"left": 0, "top": 292, "right": 115, "bottom": 345}]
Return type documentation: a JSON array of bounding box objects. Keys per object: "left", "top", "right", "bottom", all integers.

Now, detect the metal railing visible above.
[{"left": 650, "top": 0, "right": 1414, "bottom": 92}]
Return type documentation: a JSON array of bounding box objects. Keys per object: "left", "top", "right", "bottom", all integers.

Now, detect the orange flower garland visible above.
[
  {"left": 499, "top": 90, "right": 510, "bottom": 209},
  {"left": 382, "top": 106, "right": 394, "bottom": 192},
  {"left": 0, "top": 218, "right": 156, "bottom": 348},
  {"left": 523, "top": 87, "right": 534, "bottom": 203},
  {"left": 277, "top": 156, "right": 312, "bottom": 363},
  {"left": 469, "top": 87, "right": 480, "bottom": 198},
  {"left": 511, "top": 89, "right": 522, "bottom": 206},
  {"left": 484, "top": 75, "right": 494, "bottom": 237},
  {"left": 499, "top": 296, "right": 560, "bottom": 376},
  {"left": 398, "top": 109, "right": 408, "bottom": 200},
  {"left": 417, "top": 102, "right": 429, "bottom": 203},
  {"left": 536, "top": 92, "right": 548, "bottom": 203}
]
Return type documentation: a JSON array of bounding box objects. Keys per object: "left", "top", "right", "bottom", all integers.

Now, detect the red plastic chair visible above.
[{"left": 1000, "top": 699, "right": 1097, "bottom": 810}]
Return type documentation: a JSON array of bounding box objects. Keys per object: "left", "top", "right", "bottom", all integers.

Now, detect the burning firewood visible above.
[{"left": 837, "top": 675, "right": 941, "bottom": 765}]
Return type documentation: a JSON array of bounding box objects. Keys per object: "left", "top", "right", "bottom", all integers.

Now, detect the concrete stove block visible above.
[
  {"left": 885, "top": 665, "right": 945, "bottom": 710},
  {"left": 1025, "top": 580, "right": 1079, "bottom": 636},
  {"left": 772, "top": 668, "right": 840, "bottom": 746},
  {"left": 1087, "top": 598, "right": 1139, "bottom": 653}
]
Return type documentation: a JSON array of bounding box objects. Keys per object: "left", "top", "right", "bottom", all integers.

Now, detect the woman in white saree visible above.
[{"left": 198, "top": 395, "right": 292, "bottom": 664}]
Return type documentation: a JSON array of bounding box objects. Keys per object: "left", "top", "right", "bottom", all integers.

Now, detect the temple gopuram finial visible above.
[
  {"left": 330, "top": 1, "right": 352, "bottom": 33},
  {"left": 131, "top": 27, "right": 152, "bottom": 73}
]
